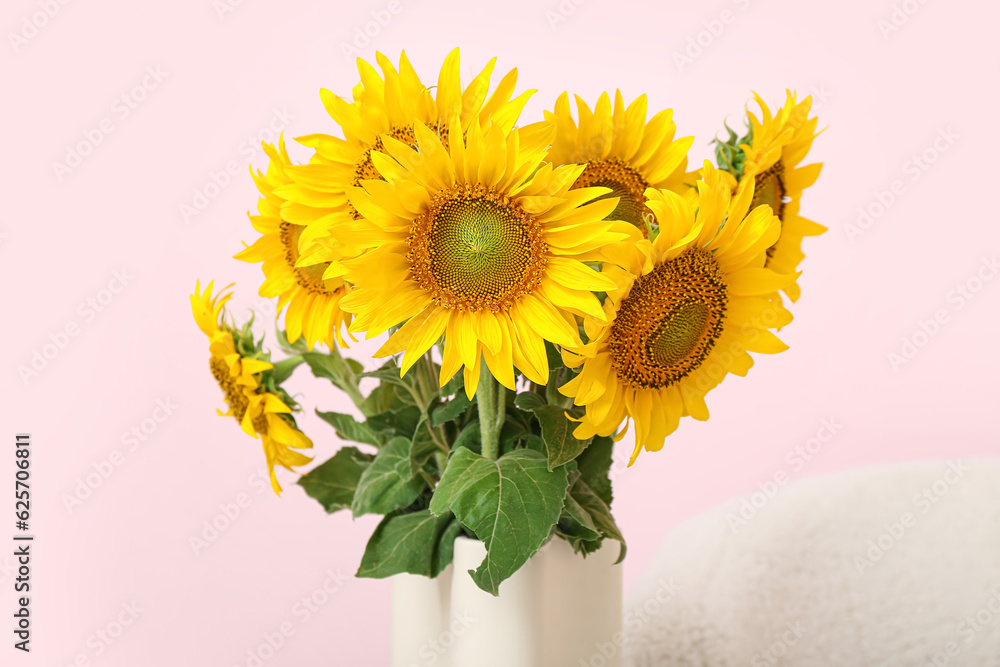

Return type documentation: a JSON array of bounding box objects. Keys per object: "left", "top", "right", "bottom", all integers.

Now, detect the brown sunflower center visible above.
[
  {"left": 751, "top": 161, "right": 786, "bottom": 262},
  {"left": 407, "top": 185, "right": 548, "bottom": 312},
  {"left": 608, "top": 248, "right": 727, "bottom": 389},
  {"left": 573, "top": 157, "right": 651, "bottom": 236},
  {"left": 210, "top": 357, "right": 249, "bottom": 422},
  {"left": 279, "top": 221, "right": 338, "bottom": 296}
]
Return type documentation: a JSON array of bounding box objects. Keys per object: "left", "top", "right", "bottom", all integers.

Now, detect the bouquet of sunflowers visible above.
[{"left": 191, "top": 48, "right": 823, "bottom": 596}]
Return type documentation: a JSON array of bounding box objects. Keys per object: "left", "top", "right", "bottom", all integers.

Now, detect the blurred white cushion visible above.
[{"left": 624, "top": 458, "right": 1000, "bottom": 667}]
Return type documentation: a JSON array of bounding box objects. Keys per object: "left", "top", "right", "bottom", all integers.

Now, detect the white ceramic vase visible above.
[{"left": 391, "top": 536, "right": 623, "bottom": 667}]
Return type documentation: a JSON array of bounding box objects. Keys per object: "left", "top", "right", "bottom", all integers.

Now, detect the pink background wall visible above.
[{"left": 3, "top": 0, "right": 998, "bottom": 664}]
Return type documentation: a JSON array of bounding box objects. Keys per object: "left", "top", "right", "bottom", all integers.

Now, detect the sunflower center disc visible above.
[
  {"left": 408, "top": 185, "right": 548, "bottom": 312},
  {"left": 279, "top": 222, "right": 337, "bottom": 295},
  {"left": 574, "top": 157, "right": 650, "bottom": 234},
  {"left": 210, "top": 357, "right": 249, "bottom": 421},
  {"left": 609, "top": 248, "right": 728, "bottom": 389},
  {"left": 751, "top": 162, "right": 786, "bottom": 261}
]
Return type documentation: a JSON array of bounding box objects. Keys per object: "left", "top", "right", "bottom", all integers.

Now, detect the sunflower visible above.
[
  {"left": 278, "top": 48, "right": 541, "bottom": 263},
  {"left": 191, "top": 281, "right": 313, "bottom": 494},
  {"left": 337, "top": 118, "right": 641, "bottom": 398},
  {"left": 535, "top": 90, "right": 694, "bottom": 237},
  {"left": 234, "top": 137, "right": 353, "bottom": 349},
  {"left": 560, "top": 162, "right": 796, "bottom": 465},
  {"left": 716, "top": 90, "right": 825, "bottom": 301}
]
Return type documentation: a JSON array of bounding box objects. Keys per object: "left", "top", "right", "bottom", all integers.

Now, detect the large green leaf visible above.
[
  {"left": 297, "top": 446, "right": 373, "bottom": 513},
  {"left": 356, "top": 509, "right": 462, "bottom": 579},
  {"left": 430, "top": 448, "right": 568, "bottom": 596},
  {"left": 316, "top": 410, "right": 383, "bottom": 447},
  {"left": 351, "top": 437, "right": 425, "bottom": 517}
]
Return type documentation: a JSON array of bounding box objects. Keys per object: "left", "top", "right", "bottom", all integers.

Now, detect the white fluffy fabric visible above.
[{"left": 623, "top": 459, "right": 1000, "bottom": 667}]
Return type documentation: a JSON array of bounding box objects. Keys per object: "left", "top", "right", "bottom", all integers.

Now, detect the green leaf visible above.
[
  {"left": 368, "top": 406, "right": 422, "bottom": 438},
  {"left": 271, "top": 355, "right": 304, "bottom": 384},
  {"left": 297, "top": 446, "right": 374, "bottom": 513},
  {"left": 410, "top": 416, "right": 444, "bottom": 480},
  {"left": 430, "top": 448, "right": 569, "bottom": 596},
  {"left": 531, "top": 404, "right": 592, "bottom": 470},
  {"left": 275, "top": 326, "right": 308, "bottom": 354},
  {"left": 571, "top": 478, "right": 626, "bottom": 563},
  {"left": 360, "top": 383, "right": 406, "bottom": 416},
  {"left": 556, "top": 491, "right": 603, "bottom": 554},
  {"left": 352, "top": 437, "right": 426, "bottom": 517},
  {"left": 452, "top": 420, "right": 482, "bottom": 454},
  {"left": 360, "top": 360, "right": 410, "bottom": 387},
  {"left": 302, "top": 351, "right": 351, "bottom": 384},
  {"left": 576, "top": 435, "right": 615, "bottom": 507},
  {"left": 431, "top": 392, "right": 472, "bottom": 427},
  {"left": 498, "top": 419, "right": 529, "bottom": 455},
  {"left": 316, "top": 410, "right": 383, "bottom": 447},
  {"left": 544, "top": 341, "right": 563, "bottom": 376},
  {"left": 356, "top": 510, "right": 462, "bottom": 579},
  {"left": 441, "top": 371, "right": 464, "bottom": 397},
  {"left": 513, "top": 391, "right": 545, "bottom": 412}
]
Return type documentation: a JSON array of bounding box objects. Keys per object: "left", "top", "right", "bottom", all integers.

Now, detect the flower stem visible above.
[
  {"left": 326, "top": 345, "right": 368, "bottom": 414},
  {"left": 478, "top": 365, "right": 504, "bottom": 460}
]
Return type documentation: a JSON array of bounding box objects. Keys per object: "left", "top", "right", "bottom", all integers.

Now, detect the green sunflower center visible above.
[
  {"left": 609, "top": 248, "right": 728, "bottom": 389},
  {"left": 751, "top": 162, "right": 786, "bottom": 261},
  {"left": 573, "top": 157, "right": 650, "bottom": 236},
  {"left": 408, "top": 185, "right": 548, "bottom": 312},
  {"left": 279, "top": 222, "right": 339, "bottom": 296}
]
